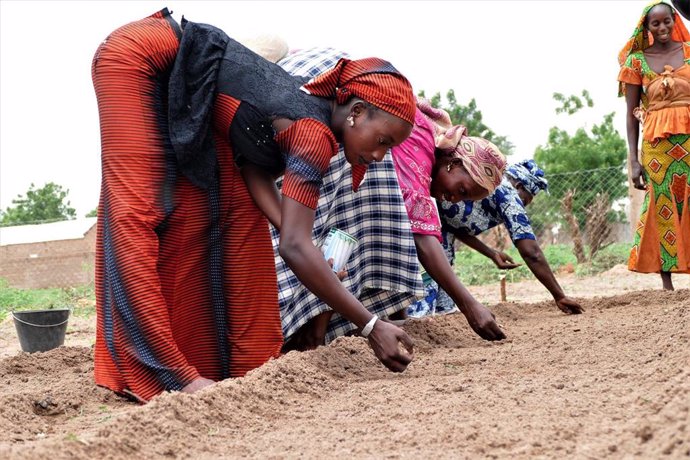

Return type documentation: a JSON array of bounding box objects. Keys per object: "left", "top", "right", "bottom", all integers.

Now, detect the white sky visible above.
[{"left": 0, "top": 0, "right": 653, "bottom": 216}]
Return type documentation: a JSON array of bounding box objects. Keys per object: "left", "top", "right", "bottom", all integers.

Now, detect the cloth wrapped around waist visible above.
[{"left": 642, "top": 65, "right": 690, "bottom": 141}]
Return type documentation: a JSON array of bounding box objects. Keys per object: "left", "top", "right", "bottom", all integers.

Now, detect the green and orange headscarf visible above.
[
  {"left": 618, "top": 0, "right": 690, "bottom": 96},
  {"left": 302, "top": 57, "right": 417, "bottom": 191}
]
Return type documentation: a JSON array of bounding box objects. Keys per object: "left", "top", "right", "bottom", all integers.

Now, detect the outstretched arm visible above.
[
  {"left": 414, "top": 233, "right": 505, "bottom": 341},
  {"left": 514, "top": 238, "right": 583, "bottom": 314},
  {"left": 456, "top": 233, "right": 520, "bottom": 270}
]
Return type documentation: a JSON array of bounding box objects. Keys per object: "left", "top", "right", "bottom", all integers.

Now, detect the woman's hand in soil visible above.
[
  {"left": 555, "top": 296, "right": 584, "bottom": 314},
  {"left": 463, "top": 301, "right": 506, "bottom": 341},
  {"left": 367, "top": 320, "right": 414, "bottom": 372},
  {"left": 181, "top": 377, "right": 215, "bottom": 394}
]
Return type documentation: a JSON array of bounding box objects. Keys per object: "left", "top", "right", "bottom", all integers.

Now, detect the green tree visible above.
[
  {"left": 0, "top": 182, "right": 77, "bottom": 226},
  {"left": 85, "top": 208, "right": 98, "bottom": 218},
  {"left": 532, "top": 91, "right": 628, "bottom": 260},
  {"left": 535, "top": 113, "right": 626, "bottom": 175},
  {"left": 553, "top": 89, "right": 594, "bottom": 115},
  {"left": 419, "top": 89, "right": 514, "bottom": 155}
]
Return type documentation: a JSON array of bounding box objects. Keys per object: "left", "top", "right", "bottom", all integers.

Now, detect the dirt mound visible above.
[
  {"left": 0, "top": 346, "right": 132, "bottom": 445},
  {"left": 403, "top": 313, "right": 491, "bottom": 351},
  {"left": 0, "top": 290, "right": 687, "bottom": 459}
]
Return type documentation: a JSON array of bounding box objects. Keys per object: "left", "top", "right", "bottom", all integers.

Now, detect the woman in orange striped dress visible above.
[{"left": 92, "top": 8, "right": 416, "bottom": 402}]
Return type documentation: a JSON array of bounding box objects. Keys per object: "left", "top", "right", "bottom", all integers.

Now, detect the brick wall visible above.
[{"left": 0, "top": 226, "right": 96, "bottom": 289}]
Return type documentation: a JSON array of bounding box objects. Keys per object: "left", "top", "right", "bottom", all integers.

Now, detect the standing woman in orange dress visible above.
[
  {"left": 91, "top": 8, "right": 416, "bottom": 402},
  {"left": 618, "top": 0, "right": 690, "bottom": 290}
]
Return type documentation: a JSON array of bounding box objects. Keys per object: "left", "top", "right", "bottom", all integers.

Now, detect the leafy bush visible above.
[{"left": 574, "top": 243, "right": 631, "bottom": 277}]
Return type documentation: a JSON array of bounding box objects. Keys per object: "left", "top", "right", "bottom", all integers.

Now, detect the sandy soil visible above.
[{"left": 0, "top": 267, "right": 688, "bottom": 459}]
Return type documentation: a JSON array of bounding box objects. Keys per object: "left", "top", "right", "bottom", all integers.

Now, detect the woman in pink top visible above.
[{"left": 390, "top": 100, "right": 508, "bottom": 341}]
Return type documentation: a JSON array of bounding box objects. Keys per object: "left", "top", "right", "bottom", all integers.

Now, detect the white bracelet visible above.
[{"left": 360, "top": 316, "right": 378, "bottom": 338}]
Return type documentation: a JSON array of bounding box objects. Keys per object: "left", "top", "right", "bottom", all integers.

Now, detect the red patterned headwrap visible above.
[
  {"left": 302, "top": 58, "right": 416, "bottom": 192},
  {"left": 302, "top": 57, "right": 416, "bottom": 124}
]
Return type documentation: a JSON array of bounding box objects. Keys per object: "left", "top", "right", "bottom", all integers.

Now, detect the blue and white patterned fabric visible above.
[
  {"left": 272, "top": 47, "right": 424, "bottom": 343},
  {"left": 407, "top": 232, "right": 459, "bottom": 318},
  {"left": 423, "top": 174, "right": 536, "bottom": 318},
  {"left": 440, "top": 176, "right": 536, "bottom": 243},
  {"left": 409, "top": 164, "right": 544, "bottom": 318},
  {"left": 505, "top": 159, "right": 548, "bottom": 197},
  {"left": 407, "top": 270, "right": 438, "bottom": 318}
]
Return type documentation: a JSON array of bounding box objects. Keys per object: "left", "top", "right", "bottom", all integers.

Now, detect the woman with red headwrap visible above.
[
  {"left": 92, "top": 8, "right": 416, "bottom": 402},
  {"left": 618, "top": 0, "right": 690, "bottom": 290}
]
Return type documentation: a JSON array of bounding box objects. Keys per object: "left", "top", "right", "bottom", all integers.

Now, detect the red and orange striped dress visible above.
[{"left": 91, "top": 9, "right": 337, "bottom": 401}]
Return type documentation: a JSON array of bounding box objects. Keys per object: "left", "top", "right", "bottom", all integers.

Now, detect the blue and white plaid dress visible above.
[{"left": 273, "top": 48, "right": 424, "bottom": 342}]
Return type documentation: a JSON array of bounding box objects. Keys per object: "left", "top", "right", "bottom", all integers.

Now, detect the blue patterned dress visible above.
[{"left": 408, "top": 177, "right": 536, "bottom": 317}]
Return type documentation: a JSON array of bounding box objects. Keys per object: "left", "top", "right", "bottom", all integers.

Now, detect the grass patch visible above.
[
  {"left": 0, "top": 279, "right": 95, "bottom": 322},
  {"left": 454, "top": 243, "right": 630, "bottom": 286},
  {"left": 574, "top": 244, "right": 631, "bottom": 276}
]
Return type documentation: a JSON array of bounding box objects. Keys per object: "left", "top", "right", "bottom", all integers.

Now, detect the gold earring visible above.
[
  {"left": 347, "top": 116, "right": 354, "bottom": 127},
  {"left": 446, "top": 163, "right": 452, "bottom": 172}
]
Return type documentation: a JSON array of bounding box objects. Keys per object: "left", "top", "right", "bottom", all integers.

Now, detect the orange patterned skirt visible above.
[{"left": 629, "top": 134, "right": 690, "bottom": 273}]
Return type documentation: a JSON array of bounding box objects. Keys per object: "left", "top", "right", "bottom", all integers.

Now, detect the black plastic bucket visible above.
[{"left": 12, "top": 309, "right": 71, "bottom": 353}]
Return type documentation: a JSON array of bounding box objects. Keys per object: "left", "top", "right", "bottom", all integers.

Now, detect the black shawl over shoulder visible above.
[{"left": 169, "top": 18, "right": 331, "bottom": 189}]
